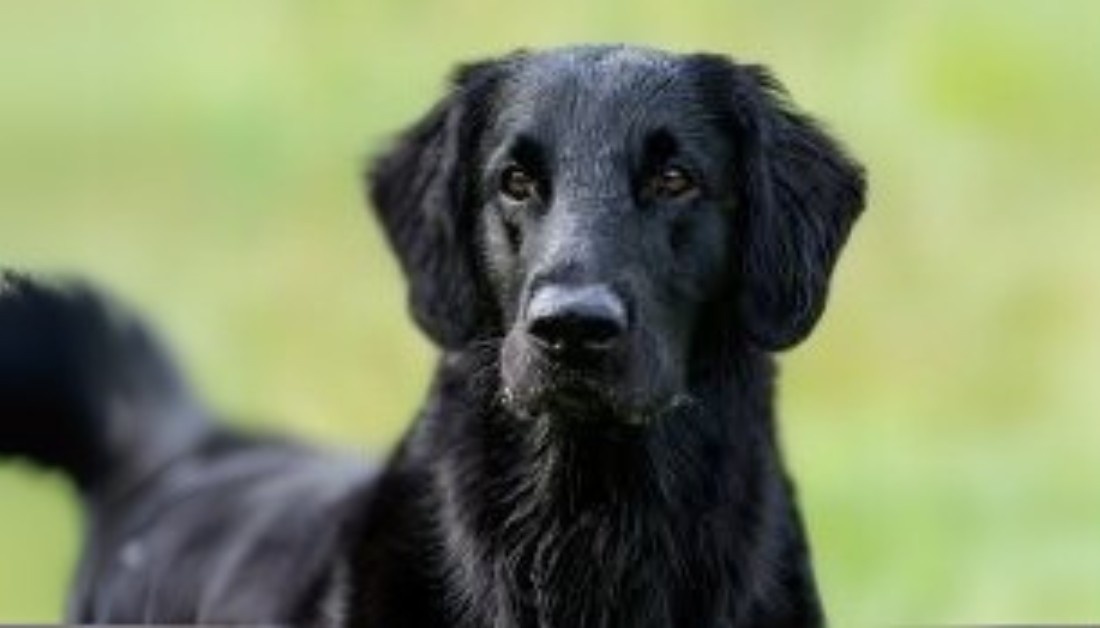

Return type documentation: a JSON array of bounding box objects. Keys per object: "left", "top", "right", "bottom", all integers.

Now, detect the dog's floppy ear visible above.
[
  {"left": 720, "top": 60, "right": 866, "bottom": 351},
  {"left": 368, "top": 61, "right": 505, "bottom": 348}
]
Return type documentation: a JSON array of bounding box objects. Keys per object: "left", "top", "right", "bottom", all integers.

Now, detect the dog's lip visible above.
[
  {"left": 506, "top": 374, "right": 634, "bottom": 423},
  {"left": 531, "top": 341, "right": 622, "bottom": 375}
]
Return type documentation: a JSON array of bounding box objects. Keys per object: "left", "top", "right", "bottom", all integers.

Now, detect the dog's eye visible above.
[
  {"left": 500, "top": 165, "right": 539, "bottom": 203},
  {"left": 646, "top": 166, "right": 697, "bottom": 200}
]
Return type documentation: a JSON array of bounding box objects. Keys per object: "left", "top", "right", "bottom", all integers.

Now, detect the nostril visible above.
[
  {"left": 528, "top": 312, "right": 623, "bottom": 351},
  {"left": 525, "top": 284, "right": 628, "bottom": 354}
]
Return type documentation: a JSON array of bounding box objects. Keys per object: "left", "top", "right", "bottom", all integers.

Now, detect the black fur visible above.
[
  {"left": 0, "top": 45, "right": 864, "bottom": 627},
  {"left": 0, "top": 272, "right": 370, "bottom": 623},
  {"left": 0, "top": 272, "right": 205, "bottom": 490}
]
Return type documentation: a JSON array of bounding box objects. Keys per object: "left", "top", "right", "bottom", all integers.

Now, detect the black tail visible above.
[{"left": 0, "top": 272, "right": 208, "bottom": 492}]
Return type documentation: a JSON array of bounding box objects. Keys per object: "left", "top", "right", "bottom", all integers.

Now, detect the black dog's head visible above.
[{"left": 370, "top": 46, "right": 864, "bottom": 424}]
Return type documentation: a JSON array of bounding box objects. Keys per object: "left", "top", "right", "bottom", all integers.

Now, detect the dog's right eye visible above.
[
  {"left": 500, "top": 165, "right": 539, "bottom": 203},
  {"left": 643, "top": 165, "right": 698, "bottom": 202}
]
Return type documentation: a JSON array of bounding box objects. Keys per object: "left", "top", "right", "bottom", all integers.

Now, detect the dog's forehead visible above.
[
  {"left": 518, "top": 45, "right": 679, "bottom": 82},
  {"left": 493, "top": 47, "right": 710, "bottom": 137}
]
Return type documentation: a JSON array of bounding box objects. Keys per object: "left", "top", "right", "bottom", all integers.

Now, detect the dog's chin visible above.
[
  {"left": 501, "top": 369, "right": 678, "bottom": 427},
  {"left": 506, "top": 379, "right": 615, "bottom": 422}
]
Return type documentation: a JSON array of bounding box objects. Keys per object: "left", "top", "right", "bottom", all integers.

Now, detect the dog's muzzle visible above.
[{"left": 523, "top": 283, "right": 628, "bottom": 365}]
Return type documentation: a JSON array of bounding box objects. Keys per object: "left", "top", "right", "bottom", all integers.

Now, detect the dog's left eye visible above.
[
  {"left": 645, "top": 166, "right": 698, "bottom": 200},
  {"left": 500, "top": 164, "right": 539, "bottom": 203}
]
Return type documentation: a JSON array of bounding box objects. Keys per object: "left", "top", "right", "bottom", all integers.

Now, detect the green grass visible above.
[{"left": 1, "top": 1, "right": 1099, "bottom": 623}]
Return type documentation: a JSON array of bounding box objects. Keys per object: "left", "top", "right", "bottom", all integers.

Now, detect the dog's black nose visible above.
[{"left": 526, "top": 284, "right": 628, "bottom": 356}]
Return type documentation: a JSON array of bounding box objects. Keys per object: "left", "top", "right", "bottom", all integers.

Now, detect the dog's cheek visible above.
[
  {"left": 681, "top": 209, "right": 730, "bottom": 302},
  {"left": 499, "top": 333, "right": 540, "bottom": 411},
  {"left": 625, "top": 327, "right": 682, "bottom": 414},
  {"left": 499, "top": 335, "right": 521, "bottom": 395},
  {"left": 478, "top": 211, "right": 527, "bottom": 326}
]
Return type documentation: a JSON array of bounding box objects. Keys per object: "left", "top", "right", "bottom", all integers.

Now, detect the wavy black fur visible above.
[{"left": 0, "top": 45, "right": 863, "bottom": 627}]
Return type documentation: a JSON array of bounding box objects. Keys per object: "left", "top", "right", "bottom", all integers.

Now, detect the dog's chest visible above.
[{"left": 457, "top": 507, "right": 740, "bottom": 628}]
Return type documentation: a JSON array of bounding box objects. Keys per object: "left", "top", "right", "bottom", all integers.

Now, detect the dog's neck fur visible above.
[{"left": 367, "top": 339, "right": 819, "bottom": 628}]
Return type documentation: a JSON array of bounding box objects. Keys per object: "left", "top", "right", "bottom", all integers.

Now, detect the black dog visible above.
[{"left": 0, "top": 45, "right": 864, "bottom": 627}]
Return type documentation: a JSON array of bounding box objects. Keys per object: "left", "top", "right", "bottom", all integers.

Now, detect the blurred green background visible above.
[{"left": 1, "top": 0, "right": 1098, "bottom": 623}]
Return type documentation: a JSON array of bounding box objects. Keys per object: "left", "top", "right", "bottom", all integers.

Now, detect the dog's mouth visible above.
[
  {"left": 499, "top": 327, "right": 684, "bottom": 425},
  {"left": 500, "top": 354, "right": 675, "bottom": 427},
  {"left": 501, "top": 348, "right": 622, "bottom": 421},
  {"left": 503, "top": 371, "right": 619, "bottom": 421}
]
